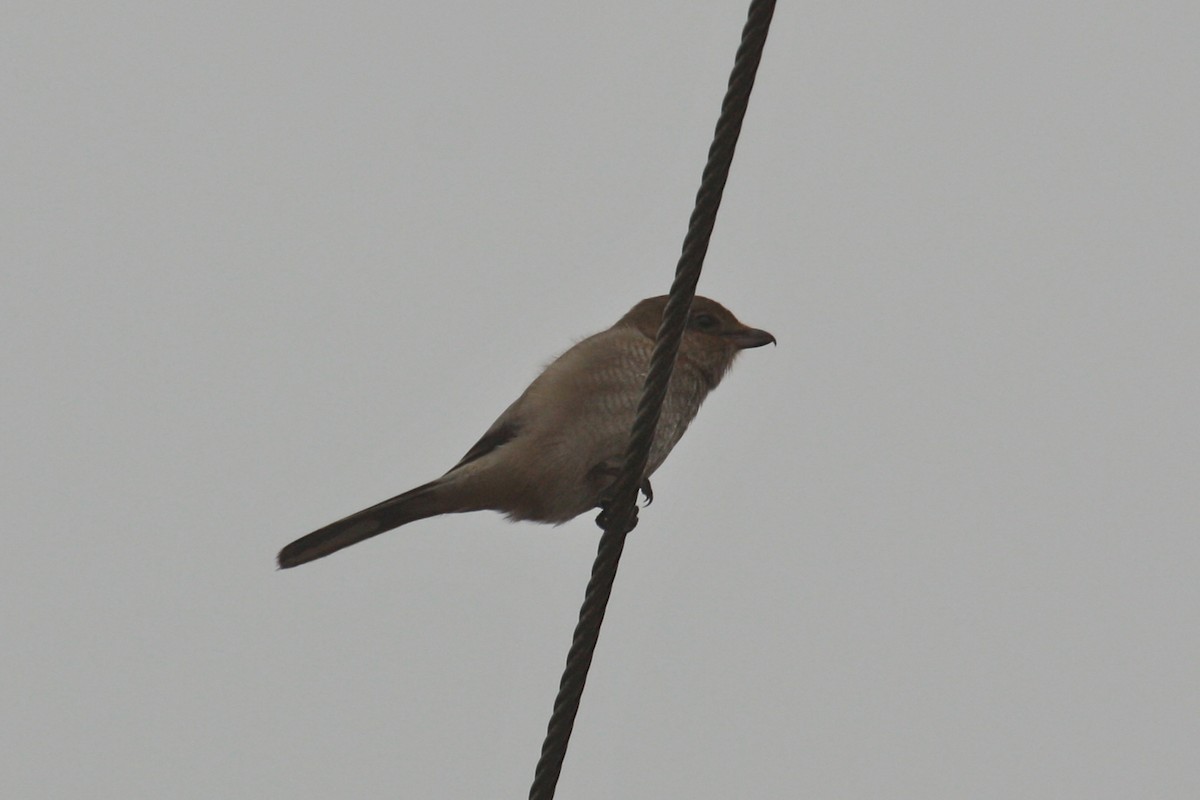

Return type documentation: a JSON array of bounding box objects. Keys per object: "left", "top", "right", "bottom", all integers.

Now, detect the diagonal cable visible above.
[{"left": 528, "top": 2, "right": 777, "bottom": 798}]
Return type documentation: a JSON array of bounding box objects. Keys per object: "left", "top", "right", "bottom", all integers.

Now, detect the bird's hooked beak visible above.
[{"left": 724, "top": 326, "right": 776, "bottom": 349}]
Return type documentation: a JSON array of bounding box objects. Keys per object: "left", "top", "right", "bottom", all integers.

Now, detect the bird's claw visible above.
[{"left": 640, "top": 478, "right": 654, "bottom": 506}]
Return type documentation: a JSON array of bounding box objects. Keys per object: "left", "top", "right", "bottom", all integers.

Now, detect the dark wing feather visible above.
[{"left": 453, "top": 419, "right": 521, "bottom": 468}]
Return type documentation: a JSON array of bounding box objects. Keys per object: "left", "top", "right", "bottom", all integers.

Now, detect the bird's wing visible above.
[{"left": 452, "top": 419, "right": 522, "bottom": 469}]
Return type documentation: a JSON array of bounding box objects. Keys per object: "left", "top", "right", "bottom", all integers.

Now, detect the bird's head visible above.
[{"left": 618, "top": 295, "right": 775, "bottom": 388}]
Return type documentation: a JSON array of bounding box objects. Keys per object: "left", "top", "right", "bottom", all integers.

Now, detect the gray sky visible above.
[{"left": 4, "top": 2, "right": 1198, "bottom": 798}]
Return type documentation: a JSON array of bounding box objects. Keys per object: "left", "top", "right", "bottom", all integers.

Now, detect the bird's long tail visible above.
[{"left": 277, "top": 480, "right": 448, "bottom": 569}]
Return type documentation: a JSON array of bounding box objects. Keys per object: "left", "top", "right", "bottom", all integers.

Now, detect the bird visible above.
[{"left": 277, "top": 295, "right": 774, "bottom": 569}]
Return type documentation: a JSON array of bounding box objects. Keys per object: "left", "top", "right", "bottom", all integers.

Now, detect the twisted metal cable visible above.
[{"left": 528, "top": 2, "right": 777, "bottom": 798}]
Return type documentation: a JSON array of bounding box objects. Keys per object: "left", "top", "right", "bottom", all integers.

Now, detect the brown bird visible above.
[{"left": 277, "top": 295, "right": 774, "bottom": 568}]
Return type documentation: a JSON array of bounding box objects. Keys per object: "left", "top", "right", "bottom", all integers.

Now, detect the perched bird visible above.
[{"left": 277, "top": 295, "right": 774, "bottom": 568}]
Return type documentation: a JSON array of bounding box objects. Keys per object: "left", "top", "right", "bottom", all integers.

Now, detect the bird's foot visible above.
[
  {"left": 640, "top": 478, "right": 654, "bottom": 506},
  {"left": 596, "top": 500, "right": 639, "bottom": 533}
]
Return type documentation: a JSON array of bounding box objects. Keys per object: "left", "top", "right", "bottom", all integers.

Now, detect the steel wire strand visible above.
[{"left": 528, "top": 2, "right": 776, "bottom": 797}]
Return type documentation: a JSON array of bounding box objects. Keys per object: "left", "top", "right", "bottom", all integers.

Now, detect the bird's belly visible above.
[
  {"left": 506, "top": 432, "right": 619, "bottom": 523},
  {"left": 487, "top": 355, "right": 711, "bottom": 525}
]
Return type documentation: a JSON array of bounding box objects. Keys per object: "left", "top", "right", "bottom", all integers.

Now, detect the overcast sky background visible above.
[{"left": 4, "top": 2, "right": 1198, "bottom": 798}]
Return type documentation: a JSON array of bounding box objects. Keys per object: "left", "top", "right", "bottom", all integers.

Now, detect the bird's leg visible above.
[
  {"left": 596, "top": 477, "right": 652, "bottom": 529},
  {"left": 588, "top": 461, "right": 621, "bottom": 505},
  {"left": 589, "top": 460, "right": 647, "bottom": 531}
]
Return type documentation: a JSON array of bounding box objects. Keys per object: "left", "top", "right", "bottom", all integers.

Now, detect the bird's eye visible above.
[{"left": 692, "top": 313, "right": 720, "bottom": 331}]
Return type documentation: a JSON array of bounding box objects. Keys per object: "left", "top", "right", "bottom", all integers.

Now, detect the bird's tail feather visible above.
[{"left": 277, "top": 480, "right": 447, "bottom": 569}]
